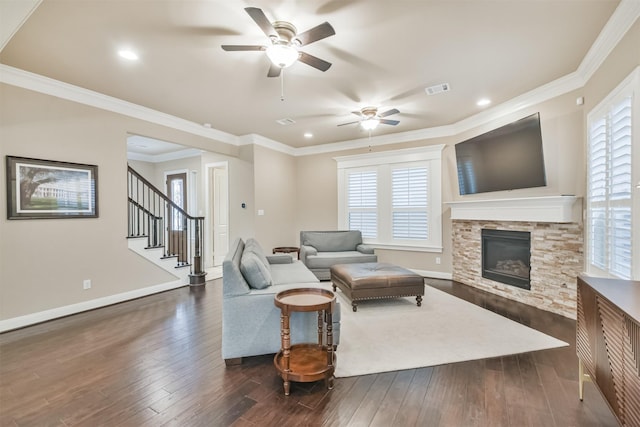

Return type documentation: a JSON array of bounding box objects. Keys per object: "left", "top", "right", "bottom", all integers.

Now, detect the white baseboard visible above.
[
  {"left": 411, "top": 269, "right": 453, "bottom": 280},
  {"left": 0, "top": 279, "right": 186, "bottom": 333}
]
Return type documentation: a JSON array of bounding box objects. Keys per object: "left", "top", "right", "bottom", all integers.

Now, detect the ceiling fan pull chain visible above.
[{"left": 280, "top": 69, "right": 285, "bottom": 101}]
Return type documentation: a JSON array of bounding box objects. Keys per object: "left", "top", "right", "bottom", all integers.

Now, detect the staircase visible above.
[{"left": 126, "top": 165, "right": 206, "bottom": 285}]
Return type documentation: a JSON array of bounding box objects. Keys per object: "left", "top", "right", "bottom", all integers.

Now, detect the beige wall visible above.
[
  {"left": 253, "top": 144, "right": 297, "bottom": 251},
  {"left": 0, "top": 84, "right": 248, "bottom": 321}
]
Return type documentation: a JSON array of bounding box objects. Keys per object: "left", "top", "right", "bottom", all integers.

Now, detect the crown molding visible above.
[
  {"left": 0, "top": 0, "right": 41, "bottom": 52},
  {"left": 577, "top": 0, "right": 640, "bottom": 82},
  {"left": 127, "top": 148, "right": 204, "bottom": 164},
  {"left": 0, "top": 0, "right": 636, "bottom": 158},
  {"left": 239, "top": 133, "right": 297, "bottom": 156},
  {"left": 0, "top": 64, "right": 239, "bottom": 146}
]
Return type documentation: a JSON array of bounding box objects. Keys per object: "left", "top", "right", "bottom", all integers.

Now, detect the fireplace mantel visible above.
[{"left": 446, "top": 196, "right": 581, "bottom": 223}]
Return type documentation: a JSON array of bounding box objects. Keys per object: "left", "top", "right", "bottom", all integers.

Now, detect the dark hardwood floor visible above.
[{"left": 0, "top": 278, "right": 619, "bottom": 426}]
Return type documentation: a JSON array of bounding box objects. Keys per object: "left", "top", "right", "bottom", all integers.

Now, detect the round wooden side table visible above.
[
  {"left": 272, "top": 246, "right": 300, "bottom": 259},
  {"left": 273, "top": 287, "right": 336, "bottom": 396}
]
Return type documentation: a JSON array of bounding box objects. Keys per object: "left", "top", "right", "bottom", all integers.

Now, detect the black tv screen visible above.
[{"left": 455, "top": 113, "right": 546, "bottom": 195}]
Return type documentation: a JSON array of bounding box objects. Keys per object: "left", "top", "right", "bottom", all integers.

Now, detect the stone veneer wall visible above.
[{"left": 452, "top": 220, "right": 583, "bottom": 319}]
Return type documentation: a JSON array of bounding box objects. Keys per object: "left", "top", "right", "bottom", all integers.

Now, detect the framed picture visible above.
[{"left": 5, "top": 156, "right": 98, "bottom": 219}]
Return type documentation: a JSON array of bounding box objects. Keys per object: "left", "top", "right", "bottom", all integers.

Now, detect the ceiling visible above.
[{"left": 0, "top": 0, "right": 623, "bottom": 150}]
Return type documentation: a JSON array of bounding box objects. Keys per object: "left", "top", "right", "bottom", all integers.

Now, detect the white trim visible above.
[
  {"left": 335, "top": 145, "right": 446, "bottom": 168},
  {"left": 0, "top": 279, "right": 185, "bottom": 332},
  {"left": 239, "top": 134, "right": 297, "bottom": 156},
  {"left": 0, "top": 64, "right": 238, "bottom": 145},
  {"left": 411, "top": 269, "right": 453, "bottom": 280},
  {"left": 0, "top": 0, "right": 636, "bottom": 157},
  {"left": 446, "top": 196, "right": 581, "bottom": 223},
  {"left": 127, "top": 148, "right": 203, "bottom": 163},
  {"left": 585, "top": 67, "right": 639, "bottom": 280},
  {"left": 374, "top": 244, "right": 443, "bottom": 253},
  {"left": 0, "top": 0, "right": 42, "bottom": 52},
  {"left": 577, "top": 0, "right": 640, "bottom": 82},
  {"left": 204, "top": 161, "right": 230, "bottom": 269},
  {"left": 588, "top": 66, "right": 639, "bottom": 117}
]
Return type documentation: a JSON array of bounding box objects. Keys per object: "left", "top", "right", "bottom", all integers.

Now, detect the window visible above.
[
  {"left": 586, "top": 69, "right": 639, "bottom": 280},
  {"left": 336, "top": 145, "right": 444, "bottom": 251}
]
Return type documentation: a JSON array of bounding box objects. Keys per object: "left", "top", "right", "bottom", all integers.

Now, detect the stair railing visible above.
[{"left": 127, "top": 165, "right": 206, "bottom": 285}]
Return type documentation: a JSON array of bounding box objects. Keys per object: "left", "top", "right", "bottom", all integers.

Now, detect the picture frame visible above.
[{"left": 5, "top": 156, "right": 98, "bottom": 219}]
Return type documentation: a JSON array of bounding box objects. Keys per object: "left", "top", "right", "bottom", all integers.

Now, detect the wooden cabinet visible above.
[{"left": 577, "top": 275, "right": 640, "bottom": 426}]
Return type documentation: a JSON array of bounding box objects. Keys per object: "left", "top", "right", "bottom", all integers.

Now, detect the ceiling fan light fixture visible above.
[
  {"left": 361, "top": 118, "right": 380, "bottom": 131},
  {"left": 266, "top": 43, "right": 299, "bottom": 68}
]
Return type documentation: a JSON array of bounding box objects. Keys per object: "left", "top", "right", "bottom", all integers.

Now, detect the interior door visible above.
[
  {"left": 212, "top": 167, "right": 229, "bottom": 266},
  {"left": 167, "top": 172, "right": 187, "bottom": 263}
]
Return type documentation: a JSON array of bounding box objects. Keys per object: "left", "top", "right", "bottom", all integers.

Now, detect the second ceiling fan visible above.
[
  {"left": 338, "top": 107, "right": 401, "bottom": 130},
  {"left": 221, "top": 7, "right": 335, "bottom": 77}
]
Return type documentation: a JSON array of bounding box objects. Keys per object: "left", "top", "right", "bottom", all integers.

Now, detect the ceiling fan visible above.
[
  {"left": 221, "top": 7, "right": 335, "bottom": 77},
  {"left": 338, "top": 107, "right": 400, "bottom": 130}
]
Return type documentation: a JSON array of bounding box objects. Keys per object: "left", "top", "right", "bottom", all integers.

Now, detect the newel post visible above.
[{"left": 189, "top": 217, "right": 207, "bottom": 286}]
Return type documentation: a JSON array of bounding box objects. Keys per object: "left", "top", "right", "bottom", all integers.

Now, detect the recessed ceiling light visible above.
[
  {"left": 477, "top": 98, "right": 491, "bottom": 107},
  {"left": 304, "top": 132, "right": 313, "bottom": 138},
  {"left": 118, "top": 49, "right": 139, "bottom": 61}
]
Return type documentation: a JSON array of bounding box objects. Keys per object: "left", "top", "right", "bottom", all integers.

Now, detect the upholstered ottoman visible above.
[{"left": 330, "top": 262, "right": 424, "bottom": 312}]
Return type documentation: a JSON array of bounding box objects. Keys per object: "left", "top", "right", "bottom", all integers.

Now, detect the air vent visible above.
[
  {"left": 276, "top": 118, "right": 296, "bottom": 125},
  {"left": 425, "top": 83, "right": 451, "bottom": 96}
]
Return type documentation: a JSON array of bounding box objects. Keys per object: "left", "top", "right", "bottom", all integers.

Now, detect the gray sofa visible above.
[
  {"left": 299, "top": 230, "right": 378, "bottom": 280},
  {"left": 222, "top": 237, "right": 340, "bottom": 364}
]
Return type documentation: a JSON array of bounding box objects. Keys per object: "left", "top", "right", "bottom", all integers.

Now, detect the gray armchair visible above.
[{"left": 299, "top": 230, "right": 377, "bottom": 280}]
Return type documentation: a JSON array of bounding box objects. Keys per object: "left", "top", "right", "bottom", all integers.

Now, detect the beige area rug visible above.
[{"left": 334, "top": 285, "right": 568, "bottom": 378}]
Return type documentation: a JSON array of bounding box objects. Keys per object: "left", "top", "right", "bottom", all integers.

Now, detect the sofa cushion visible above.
[
  {"left": 240, "top": 251, "right": 273, "bottom": 289},
  {"left": 270, "top": 261, "right": 319, "bottom": 285},
  {"left": 302, "top": 231, "right": 362, "bottom": 252},
  {"left": 245, "top": 238, "right": 270, "bottom": 269},
  {"left": 304, "top": 251, "right": 378, "bottom": 269}
]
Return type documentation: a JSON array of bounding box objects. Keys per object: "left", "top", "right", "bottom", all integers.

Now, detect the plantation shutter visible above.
[
  {"left": 347, "top": 171, "right": 377, "bottom": 238},
  {"left": 391, "top": 167, "right": 428, "bottom": 240},
  {"left": 587, "top": 95, "right": 633, "bottom": 279}
]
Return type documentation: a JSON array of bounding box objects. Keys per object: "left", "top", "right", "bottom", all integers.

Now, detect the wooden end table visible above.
[
  {"left": 273, "top": 288, "right": 336, "bottom": 396},
  {"left": 272, "top": 246, "right": 300, "bottom": 259}
]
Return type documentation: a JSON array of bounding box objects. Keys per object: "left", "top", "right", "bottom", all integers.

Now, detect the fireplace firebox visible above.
[{"left": 481, "top": 229, "right": 531, "bottom": 290}]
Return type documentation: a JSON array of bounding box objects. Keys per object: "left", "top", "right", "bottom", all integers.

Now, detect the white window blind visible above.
[
  {"left": 392, "top": 167, "right": 428, "bottom": 240},
  {"left": 587, "top": 94, "right": 633, "bottom": 279},
  {"left": 347, "top": 170, "right": 377, "bottom": 238},
  {"left": 336, "top": 145, "right": 444, "bottom": 252}
]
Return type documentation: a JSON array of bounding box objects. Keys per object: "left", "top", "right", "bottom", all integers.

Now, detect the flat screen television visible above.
[{"left": 455, "top": 113, "right": 546, "bottom": 195}]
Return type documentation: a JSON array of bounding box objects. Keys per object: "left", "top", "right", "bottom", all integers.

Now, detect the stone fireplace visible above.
[{"left": 447, "top": 196, "right": 583, "bottom": 319}]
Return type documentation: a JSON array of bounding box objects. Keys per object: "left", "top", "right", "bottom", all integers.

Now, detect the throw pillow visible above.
[
  {"left": 245, "top": 238, "right": 270, "bottom": 268},
  {"left": 240, "top": 251, "right": 273, "bottom": 290}
]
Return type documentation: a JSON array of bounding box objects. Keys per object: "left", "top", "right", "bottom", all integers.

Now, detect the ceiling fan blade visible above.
[
  {"left": 221, "top": 45, "right": 265, "bottom": 51},
  {"left": 380, "top": 119, "right": 400, "bottom": 126},
  {"left": 379, "top": 108, "right": 400, "bottom": 118},
  {"left": 244, "top": 7, "right": 278, "bottom": 39},
  {"left": 295, "top": 22, "right": 335, "bottom": 46},
  {"left": 337, "top": 121, "right": 360, "bottom": 127},
  {"left": 351, "top": 111, "right": 363, "bottom": 117},
  {"left": 267, "top": 63, "right": 282, "bottom": 78},
  {"left": 298, "top": 51, "right": 332, "bottom": 72}
]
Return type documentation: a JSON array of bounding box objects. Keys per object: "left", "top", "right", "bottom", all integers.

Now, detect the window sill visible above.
[{"left": 368, "top": 243, "right": 443, "bottom": 253}]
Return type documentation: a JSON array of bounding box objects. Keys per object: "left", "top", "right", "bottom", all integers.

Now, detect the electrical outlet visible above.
[
  {"left": 257, "top": 209, "right": 265, "bottom": 216},
  {"left": 83, "top": 279, "right": 91, "bottom": 290},
  {"left": 435, "top": 257, "right": 441, "bottom": 265}
]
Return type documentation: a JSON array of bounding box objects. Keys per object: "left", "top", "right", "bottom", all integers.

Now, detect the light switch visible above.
[{"left": 258, "top": 209, "right": 264, "bottom": 216}]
